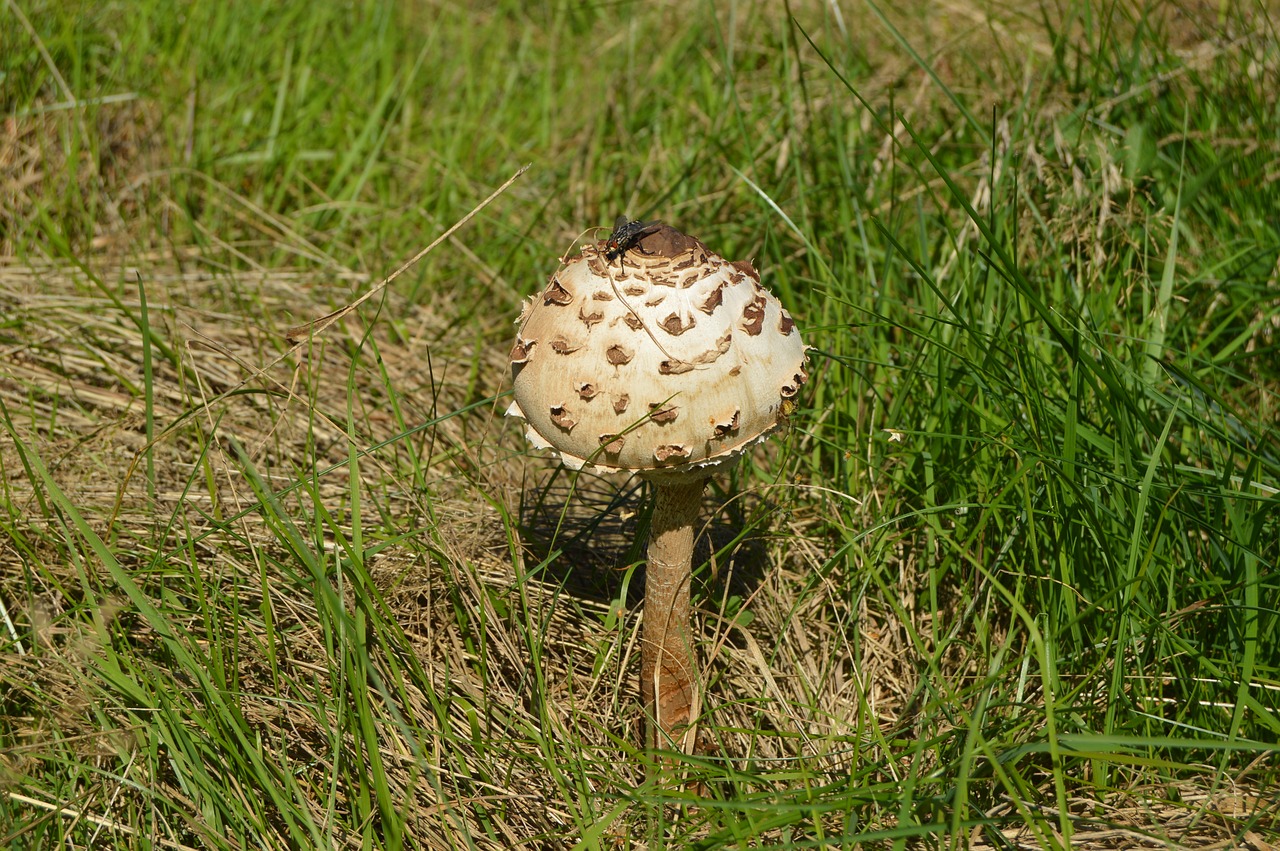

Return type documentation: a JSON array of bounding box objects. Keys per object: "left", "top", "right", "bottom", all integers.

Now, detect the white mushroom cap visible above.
[{"left": 507, "top": 224, "right": 808, "bottom": 481}]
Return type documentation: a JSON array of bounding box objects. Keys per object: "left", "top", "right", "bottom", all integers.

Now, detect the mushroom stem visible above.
[{"left": 641, "top": 475, "right": 707, "bottom": 755}]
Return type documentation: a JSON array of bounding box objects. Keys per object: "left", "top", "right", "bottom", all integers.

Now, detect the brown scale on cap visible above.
[
  {"left": 729, "top": 260, "right": 759, "bottom": 282},
  {"left": 544, "top": 279, "right": 573, "bottom": 305},
  {"left": 781, "top": 367, "right": 809, "bottom": 399},
  {"left": 741, "top": 293, "right": 767, "bottom": 336},
  {"left": 509, "top": 221, "right": 807, "bottom": 477},
  {"left": 510, "top": 337, "right": 535, "bottom": 364},
  {"left": 648, "top": 403, "right": 680, "bottom": 425},
  {"left": 549, "top": 404, "right": 575, "bottom": 430},
  {"left": 654, "top": 444, "right": 692, "bottom": 463},
  {"left": 698, "top": 285, "right": 725, "bottom": 315},
  {"left": 711, "top": 409, "right": 740, "bottom": 438},
  {"left": 636, "top": 225, "right": 707, "bottom": 258},
  {"left": 660, "top": 312, "right": 695, "bottom": 336},
  {"left": 606, "top": 344, "right": 633, "bottom": 365}
]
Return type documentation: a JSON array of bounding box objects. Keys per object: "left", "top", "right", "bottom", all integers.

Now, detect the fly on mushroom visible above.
[{"left": 604, "top": 216, "right": 662, "bottom": 264}]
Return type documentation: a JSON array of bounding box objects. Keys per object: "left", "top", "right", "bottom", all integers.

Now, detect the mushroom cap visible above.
[{"left": 507, "top": 224, "right": 808, "bottom": 481}]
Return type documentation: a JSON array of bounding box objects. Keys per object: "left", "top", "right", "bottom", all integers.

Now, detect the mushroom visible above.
[{"left": 507, "top": 221, "right": 808, "bottom": 759}]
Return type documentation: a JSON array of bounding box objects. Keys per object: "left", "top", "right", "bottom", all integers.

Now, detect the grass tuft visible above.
[{"left": 2, "top": 0, "right": 1278, "bottom": 848}]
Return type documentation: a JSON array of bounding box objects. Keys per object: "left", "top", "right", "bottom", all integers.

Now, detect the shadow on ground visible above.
[{"left": 514, "top": 470, "right": 775, "bottom": 619}]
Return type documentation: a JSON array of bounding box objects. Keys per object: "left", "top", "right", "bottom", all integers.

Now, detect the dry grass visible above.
[
  {"left": 4, "top": 256, "right": 1275, "bottom": 847},
  {"left": 3, "top": 0, "right": 1279, "bottom": 847},
  {"left": 973, "top": 781, "right": 1280, "bottom": 851}
]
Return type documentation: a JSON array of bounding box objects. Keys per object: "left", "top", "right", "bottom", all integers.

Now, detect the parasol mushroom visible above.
[{"left": 507, "top": 219, "right": 808, "bottom": 758}]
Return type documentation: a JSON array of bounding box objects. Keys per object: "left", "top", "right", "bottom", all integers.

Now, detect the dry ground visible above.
[
  {"left": 3, "top": 0, "right": 1279, "bottom": 843},
  {"left": 2, "top": 252, "right": 1275, "bottom": 848}
]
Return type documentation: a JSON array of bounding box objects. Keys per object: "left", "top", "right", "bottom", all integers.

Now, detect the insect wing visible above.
[{"left": 605, "top": 217, "right": 662, "bottom": 263}]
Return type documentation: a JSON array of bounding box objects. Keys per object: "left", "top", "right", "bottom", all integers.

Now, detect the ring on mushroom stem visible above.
[{"left": 507, "top": 221, "right": 808, "bottom": 769}]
